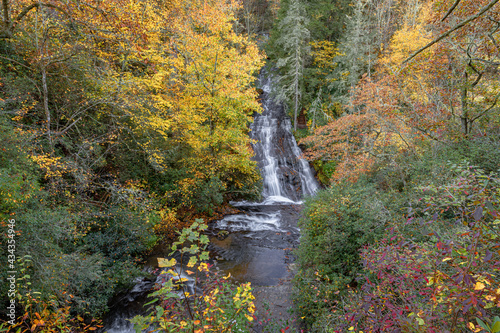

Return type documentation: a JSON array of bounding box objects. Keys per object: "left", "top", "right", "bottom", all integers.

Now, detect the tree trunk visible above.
[
  {"left": 42, "top": 65, "right": 53, "bottom": 151},
  {"left": 294, "top": 51, "right": 299, "bottom": 131},
  {"left": 461, "top": 70, "right": 469, "bottom": 135},
  {"left": 2, "top": 0, "right": 9, "bottom": 28},
  {"left": 311, "top": 103, "right": 316, "bottom": 131}
]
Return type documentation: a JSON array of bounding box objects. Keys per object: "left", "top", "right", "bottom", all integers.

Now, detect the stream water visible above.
[{"left": 102, "top": 72, "right": 319, "bottom": 332}]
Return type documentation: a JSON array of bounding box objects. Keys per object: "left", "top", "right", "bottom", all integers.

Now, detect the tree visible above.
[
  {"left": 328, "top": 0, "right": 380, "bottom": 111},
  {"left": 381, "top": 0, "right": 500, "bottom": 137},
  {"left": 0, "top": 0, "right": 69, "bottom": 38},
  {"left": 115, "top": 0, "right": 265, "bottom": 210},
  {"left": 274, "top": 0, "right": 310, "bottom": 131}
]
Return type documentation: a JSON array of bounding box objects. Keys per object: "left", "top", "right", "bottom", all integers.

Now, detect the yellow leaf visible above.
[
  {"left": 474, "top": 282, "right": 486, "bottom": 291},
  {"left": 158, "top": 258, "right": 176, "bottom": 268}
]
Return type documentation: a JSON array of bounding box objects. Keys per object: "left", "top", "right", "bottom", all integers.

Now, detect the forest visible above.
[{"left": 0, "top": 0, "right": 499, "bottom": 332}]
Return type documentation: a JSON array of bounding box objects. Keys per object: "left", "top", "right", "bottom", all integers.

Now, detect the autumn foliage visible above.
[
  {"left": 301, "top": 0, "right": 500, "bottom": 184},
  {"left": 293, "top": 0, "right": 500, "bottom": 332},
  {"left": 1, "top": 0, "right": 264, "bottom": 329}
]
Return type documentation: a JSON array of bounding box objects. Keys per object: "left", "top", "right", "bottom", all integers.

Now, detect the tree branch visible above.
[
  {"left": 487, "top": 16, "right": 500, "bottom": 52},
  {"left": 403, "top": 0, "right": 500, "bottom": 64},
  {"left": 470, "top": 92, "right": 500, "bottom": 123},
  {"left": 6, "top": 2, "right": 69, "bottom": 35},
  {"left": 14, "top": 3, "right": 68, "bottom": 23},
  {"left": 53, "top": 117, "right": 81, "bottom": 136},
  {"left": 441, "top": 0, "right": 462, "bottom": 22}
]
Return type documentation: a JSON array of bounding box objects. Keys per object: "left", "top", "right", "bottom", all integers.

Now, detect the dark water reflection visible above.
[{"left": 209, "top": 204, "right": 301, "bottom": 286}]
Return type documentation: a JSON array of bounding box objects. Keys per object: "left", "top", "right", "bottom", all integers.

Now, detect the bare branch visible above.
[
  {"left": 468, "top": 61, "right": 484, "bottom": 86},
  {"left": 488, "top": 32, "right": 500, "bottom": 52},
  {"left": 442, "top": 0, "right": 462, "bottom": 22},
  {"left": 403, "top": 0, "right": 500, "bottom": 65},
  {"left": 471, "top": 72, "right": 483, "bottom": 87},
  {"left": 470, "top": 91, "right": 500, "bottom": 123},
  {"left": 14, "top": 3, "right": 69, "bottom": 23},
  {"left": 53, "top": 117, "right": 82, "bottom": 136},
  {"left": 0, "top": 54, "right": 31, "bottom": 69},
  {"left": 486, "top": 16, "right": 500, "bottom": 52},
  {"left": 466, "top": 47, "right": 485, "bottom": 87}
]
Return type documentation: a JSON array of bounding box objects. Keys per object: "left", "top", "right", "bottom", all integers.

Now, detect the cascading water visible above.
[
  {"left": 101, "top": 71, "right": 319, "bottom": 332},
  {"left": 210, "top": 71, "right": 320, "bottom": 285},
  {"left": 101, "top": 265, "right": 197, "bottom": 333},
  {"left": 250, "top": 74, "right": 319, "bottom": 202}
]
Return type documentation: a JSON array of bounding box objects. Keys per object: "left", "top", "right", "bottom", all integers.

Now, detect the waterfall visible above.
[{"left": 248, "top": 73, "right": 319, "bottom": 203}]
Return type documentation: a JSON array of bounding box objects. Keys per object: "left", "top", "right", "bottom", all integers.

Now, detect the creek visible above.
[{"left": 101, "top": 72, "right": 319, "bottom": 332}]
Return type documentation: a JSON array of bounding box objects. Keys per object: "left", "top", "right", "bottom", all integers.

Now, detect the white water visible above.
[
  {"left": 103, "top": 267, "right": 196, "bottom": 333},
  {"left": 210, "top": 73, "right": 320, "bottom": 291},
  {"left": 252, "top": 75, "right": 319, "bottom": 200},
  {"left": 217, "top": 212, "right": 281, "bottom": 231}
]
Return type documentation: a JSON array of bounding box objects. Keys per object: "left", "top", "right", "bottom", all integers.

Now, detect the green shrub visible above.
[
  {"left": 82, "top": 207, "right": 156, "bottom": 260},
  {"left": 454, "top": 136, "right": 500, "bottom": 173},
  {"left": 294, "top": 139, "right": 500, "bottom": 331},
  {"left": 293, "top": 179, "right": 386, "bottom": 326},
  {"left": 312, "top": 160, "right": 337, "bottom": 185}
]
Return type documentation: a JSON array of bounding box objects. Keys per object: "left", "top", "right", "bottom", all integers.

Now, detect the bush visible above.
[
  {"left": 454, "top": 136, "right": 500, "bottom": 174},
  {"left": 293, "top": 179, "right": 386, "bottom": 327},
  {"left": 331, "top": 165, "right": 500, "bottom": 332}
]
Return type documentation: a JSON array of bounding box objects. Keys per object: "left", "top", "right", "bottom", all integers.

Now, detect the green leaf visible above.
[
  {"left": 477, "top": 318, "right": 491, "bottom": 331},
  {"left": 144, "top": 298, "right": 159, "bottom": 306},
  {"left": 156, "top": 305, "right": 164, "bottom": 319},
  {"left": 492, "top": 320, "right": 500, "bottom": 333},
  {"left": 187, "top": 256, "right": 197, "bottom": 267},
  {"left": 200, "top": 234, "right": 209, "bottom": 245},
  {"left": 189, "top": 244, "right": 199, "bottom": 254}
]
